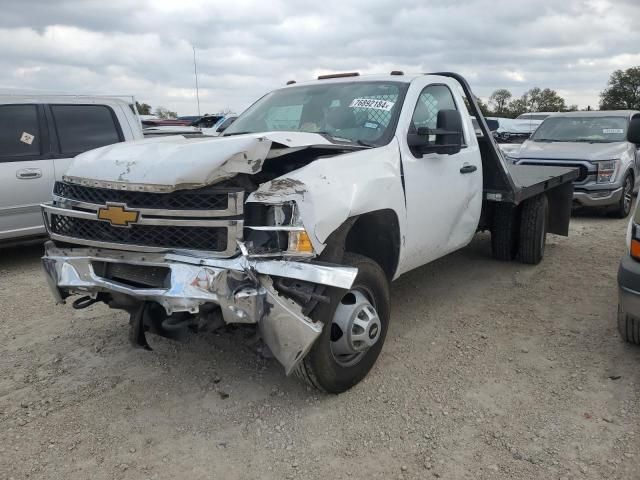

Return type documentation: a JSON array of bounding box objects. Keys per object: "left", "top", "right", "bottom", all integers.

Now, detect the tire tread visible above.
[{"left": 519, "top": 195, "right": 548, "bottom": 265}]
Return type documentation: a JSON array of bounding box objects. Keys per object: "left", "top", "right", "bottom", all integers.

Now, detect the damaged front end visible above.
[
  {"left": 42, "top": 242, "right": 356, "bottom": 373},
  {"left": 39, "top": 131, "right": 369, "bottom": 374}
]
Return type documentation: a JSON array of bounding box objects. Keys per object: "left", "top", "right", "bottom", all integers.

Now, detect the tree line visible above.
[
  {"left": 135, "top": 102, "right": 178, "bottom": 119},
  {"left": 480, "top": 65, "right": 640, "bottom": 118}
]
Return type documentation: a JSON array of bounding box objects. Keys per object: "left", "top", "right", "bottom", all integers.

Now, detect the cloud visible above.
[{"left": 0, "top": 0, "right": 639, "bottom": 114}]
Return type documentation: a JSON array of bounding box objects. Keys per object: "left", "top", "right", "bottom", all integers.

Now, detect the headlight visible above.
[
  {"left": 596, "top": 159, "right": 619, "bottom": 183},
  {"left": 244, "top": 201, "right": 314, "bottom": 257}
]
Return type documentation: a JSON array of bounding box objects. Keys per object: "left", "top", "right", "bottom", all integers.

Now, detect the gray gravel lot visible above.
[{"left": 1, "top": 213, "right": 639, "bottom": 480}]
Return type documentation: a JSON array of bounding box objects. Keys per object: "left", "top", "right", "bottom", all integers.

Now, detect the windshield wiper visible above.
[
  {"left": 533, "top": 138, "right": 558, "bottom": 142},
  {"left": 574, "top": 139, "right": 612, "bottom": 143}
]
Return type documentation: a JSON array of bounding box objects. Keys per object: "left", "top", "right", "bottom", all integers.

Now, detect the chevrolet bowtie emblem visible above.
[{"left": 97, "top": 204, "right": 140, "bottom": 227}]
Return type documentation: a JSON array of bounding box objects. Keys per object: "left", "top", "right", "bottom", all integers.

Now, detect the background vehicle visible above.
[
  {"left": 507, "top": 110, "right": 640, "bottom": 218},
  {"left": 488, "top": 116, "right": 539, "bottom": 143},
  {"left": 0, "top": 95, "right": 143, "bottom": 245},
  {"left": 177, "top": 115, "right": 201, "bottom": 124},
  {"left": 516, "top": 112, "right": 557, "bottom": 121},
  {"left": 41, "top": 73, "right": 576, "bottom": 393},
  {"left": 617, "top": 116, "right": 640, "bottom": 343},
  {"left": 142, "top": 115, "right": 238, "bottom": 138}
]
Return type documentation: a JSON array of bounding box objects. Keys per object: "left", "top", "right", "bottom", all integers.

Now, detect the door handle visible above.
[
  {"left": 460, "top": 164, "right": 477, "bottom": 174},
  {"left": 16, "top": 168, "right": 42, "bottom": 179}
]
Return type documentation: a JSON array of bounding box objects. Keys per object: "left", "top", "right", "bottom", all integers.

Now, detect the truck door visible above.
[
  {"left": 397, "top": 82, "right": 483, "bottom": 272},
  {"left": 0, "top": 104, "right": 54, "bottom": 241}
]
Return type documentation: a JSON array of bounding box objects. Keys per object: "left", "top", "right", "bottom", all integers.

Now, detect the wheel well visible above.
[{"left": 343, "top": 209, "right": 401, "bottom": 280}]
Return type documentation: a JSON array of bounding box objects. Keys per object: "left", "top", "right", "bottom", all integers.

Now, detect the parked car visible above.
[
  {"left": 41, "top": 72, "right": 576, "bottom": 392},
  {"left": 516, "top": 112, "right": 557, "bottom": 121},
  {"left": 506, "top": 110, "right": 640, "bottom": 218},
  {"left": 177, "top": 115, "right": 202, "bottom": 124},
  {"left": 488, "top": 117, "right": 539, "bottom": 143},
  {"left": 0, "top": 95, "right": 143, "bottom": 244},
  {"left": 140, "top": 118, "right": 192, "bottom": 127},
  {"left": 142, "top": 115, "right": 238, "bottom": 138},
  {"left": 618, "top": 116, "right": 640, "bottom": 343}
]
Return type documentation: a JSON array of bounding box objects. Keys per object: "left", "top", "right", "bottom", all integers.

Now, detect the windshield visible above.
[
  {"left": 531, "top": 116, "right": 629, "bottom": 143},
  {"left": 224, "top": 81, "right": 408, "bottom": 146}
]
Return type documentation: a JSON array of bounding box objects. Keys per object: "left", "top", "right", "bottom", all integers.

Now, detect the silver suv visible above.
[{"left": 506, "top": 110, "right": 640, "bottom": 218}]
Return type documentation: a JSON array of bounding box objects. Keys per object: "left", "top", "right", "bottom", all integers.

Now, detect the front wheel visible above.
[
  {"left": 294, "top": 253, "right": 390, "bottom": 393},
  {"left": 610, "top": 173, "right": 633, "bottom": 219}
]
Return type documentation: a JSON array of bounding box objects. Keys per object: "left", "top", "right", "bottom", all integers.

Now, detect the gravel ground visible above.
[{"left": 1, "top": 212, "right": 639, "bottom": 480}]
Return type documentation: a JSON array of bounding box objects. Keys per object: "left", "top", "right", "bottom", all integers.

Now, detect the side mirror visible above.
[
  {"left": 628, "top": 118, "right": 640, "bottom": 144},
  {"left": 407, "top": 109, "right": 463, "bottom": 155},
  {"left": 485, "top": 119, "right": 499, "bottom": 132}
]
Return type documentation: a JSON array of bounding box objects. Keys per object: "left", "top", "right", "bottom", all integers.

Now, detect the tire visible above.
[
  {"left": 519, "top": 194, "right": 548, "bottom": 265},
  {"left": 611, "top": 173, "right": 633, "bottom": 219},
  {"left": 618, "top": 305, "right": 640, "bottom": 345},
  {"left": 491, "top": 203, "right": 519, "bottom": 261},
  {"left": 293, "top": 253, "right": 390, "bottom": 393}
]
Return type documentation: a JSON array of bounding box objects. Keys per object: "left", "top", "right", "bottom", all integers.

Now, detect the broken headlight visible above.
[{"left": 243, "top": 202, "right": 314, "bottom": 256}]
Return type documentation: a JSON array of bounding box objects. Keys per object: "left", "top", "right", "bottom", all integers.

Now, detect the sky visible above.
[{"left": 1, "top": 0, "right": 639, "bottom": 116}]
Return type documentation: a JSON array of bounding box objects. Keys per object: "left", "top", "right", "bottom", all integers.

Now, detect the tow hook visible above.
[{"left": 72, "top": 296, "right": 101, "bottom": 310}]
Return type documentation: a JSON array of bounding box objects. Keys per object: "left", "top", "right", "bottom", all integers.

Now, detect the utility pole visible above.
[{"left": 193, "top": 46, "right": 201, "bottom": 116}]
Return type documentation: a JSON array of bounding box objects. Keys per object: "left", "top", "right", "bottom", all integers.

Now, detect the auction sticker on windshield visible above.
[
  {"left": 603, "top": 128, "right": 623, "bottom": 134},
  {"left": 350, "top": 98, "right": 395, "bottom": 111}
]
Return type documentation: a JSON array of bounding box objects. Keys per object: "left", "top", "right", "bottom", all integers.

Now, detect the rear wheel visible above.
[
  {"left": 519, "top": 194, "right": 548, "bottom": 265},
  {"left": 491, "top": 203, "right": 519, "bottom": 261},
  {"left": 294, "top": 253, "right": 390, "bottom": 393},
  {"left": 611, "top": 173, "right": 633, "bottom": 219}
]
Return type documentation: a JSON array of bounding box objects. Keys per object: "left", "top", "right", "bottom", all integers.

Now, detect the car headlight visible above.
[
  {"left": 243, "top": 201, "right": 314, "bottom": 257},
  {"left": 596, "top": 159, "right": 619, "bottom": 184}
]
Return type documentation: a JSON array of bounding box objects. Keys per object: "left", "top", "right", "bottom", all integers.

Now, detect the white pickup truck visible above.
[{"left": 41, "top": 72, "right": 577, "bottom": 392}]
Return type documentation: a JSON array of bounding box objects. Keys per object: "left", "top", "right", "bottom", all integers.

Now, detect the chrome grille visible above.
[
  {"left": 53, "top": 182, "right": 230, "bottom": 211},
  {"left": 50, "top": 214, "right": 228, "bottom": 251},
  {"left": 44, "top": 181, "right": 244, "bottom": 256}
]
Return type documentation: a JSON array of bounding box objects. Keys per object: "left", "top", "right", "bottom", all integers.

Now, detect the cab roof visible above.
[{"left": 283, "top": 73, "right": 425, "bottom": 87}]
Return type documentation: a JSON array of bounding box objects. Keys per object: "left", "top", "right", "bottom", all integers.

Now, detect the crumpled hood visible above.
[
  {"left": 63, "top": 132, "right": 334, "bottom": 191},
  {"left": 515, "top": 140, "right": 630, "bottom": 161}
]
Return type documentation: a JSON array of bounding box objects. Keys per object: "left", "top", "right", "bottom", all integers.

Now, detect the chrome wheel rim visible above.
[{"left": 330, "top": 287, "right": 381, "bottom": 367}]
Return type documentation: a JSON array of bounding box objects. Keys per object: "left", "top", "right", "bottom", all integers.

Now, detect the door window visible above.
[
  {"left": 411, "top": 84, "right": 458, "bottom": 132},
  {"left": 51, "top": 105, "right": 122, "bottom": 156},
  {"left": 0, "top": 104, "right": 42, "bottom": 160}
]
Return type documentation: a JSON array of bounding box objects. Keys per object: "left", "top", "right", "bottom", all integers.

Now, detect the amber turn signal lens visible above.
[
  {"left": 631, "top": 239, "right": 640, "bottom": 260},
  {"left": 288, "top": 230, "right": 314, "bottom": 254}
]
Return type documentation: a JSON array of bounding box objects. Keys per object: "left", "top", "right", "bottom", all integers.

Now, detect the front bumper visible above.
[
  {"left": 573, "top": 186, "right": 623, "bottom": 207},
  {"left": 42, "top": 241, "right": 357, "bottom": 374},
  {"left": 618, "top": 253, "right": 640, "bottom": 317}
]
